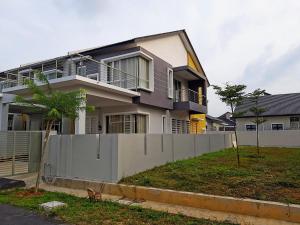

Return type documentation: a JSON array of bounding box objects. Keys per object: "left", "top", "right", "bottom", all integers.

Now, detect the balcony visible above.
[
  {"left": 173, "top": 89, "right": 207, "bottom": 113},
  {"left": 0, "top": 53, "right": 147, "bottom": 94}
]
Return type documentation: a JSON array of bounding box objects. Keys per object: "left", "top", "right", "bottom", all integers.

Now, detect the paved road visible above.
[{"left": 0, "top": 204, "right": 67, "bottom": 225}]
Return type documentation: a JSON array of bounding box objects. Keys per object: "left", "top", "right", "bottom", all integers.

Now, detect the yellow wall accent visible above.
[
  {"left": 198, "top": 87, "right": 203, "bottom": 105},
  {"left": 187, "top": 53, "right": 198, "bottom": 71},
  {"left": 190, "top": 114, "right": 206, "bottom": 134}
]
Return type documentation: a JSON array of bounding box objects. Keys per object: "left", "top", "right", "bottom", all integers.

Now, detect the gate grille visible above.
[{"left": 0, "top": 131, "right": 41, "bottom": 177}]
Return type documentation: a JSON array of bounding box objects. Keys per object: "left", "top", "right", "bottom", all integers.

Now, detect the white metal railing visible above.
[
  {"left": 173, "top": 88, "right": 207, "bottom": 105},
  {"left": 0, "top": 53, "right": 149, "bottom": 92}
]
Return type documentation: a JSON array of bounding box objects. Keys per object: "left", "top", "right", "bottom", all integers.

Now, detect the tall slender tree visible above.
[
  {"left": 212, "top": 83, "right": 247, "bottom": 166},
  {"left": 15, "top": 71, "right": 94, "bottom": 192},
  {"left": 247, "top": 89, "right": 267, "bottom": 155}
]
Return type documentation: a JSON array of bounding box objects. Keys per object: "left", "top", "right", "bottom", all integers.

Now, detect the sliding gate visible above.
[{"left": 0, "top": 131, "right": 42, "bottom": 177}]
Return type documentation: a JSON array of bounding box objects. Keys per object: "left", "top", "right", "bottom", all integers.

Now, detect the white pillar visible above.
[
  {"left": 75, "top": 92, "right": 86, "bottom": 135},
  {"left": 0, "top": 103, "right": 9, "bottom": 131},
  {"left": 75, "top": 109, "right": 86, "bottom": 134}
]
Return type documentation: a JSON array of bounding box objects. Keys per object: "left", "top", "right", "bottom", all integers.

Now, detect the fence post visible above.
[
  {"left": 144, "top": 134, "right": 147, "bottom": 155},
  {"left": 208, "top": 134, "right": 211, "bottom": 152},
  {"left": 161, "top": 134, "right": 164, "bottom": 152},
  {"left": 172, "top": 135, "right": 174, "bottom": 161},
  {"left": 194, "top": 134, "right": 197, "bottom": 157},
  {"left": 12, "top": 131, "right": 16, "bottom": 175}
]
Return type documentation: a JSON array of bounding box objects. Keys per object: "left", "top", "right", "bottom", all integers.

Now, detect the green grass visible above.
[
  {"left": 120, "top": 146, "right": 300, "bottom": 204},
  {"left": 0, "top": 189, "right": 236, "bottom": 225}
]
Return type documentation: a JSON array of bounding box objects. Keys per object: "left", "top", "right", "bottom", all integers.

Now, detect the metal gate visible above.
[{"left": 0, "top": 131, "right": 42, "bottom": 177}]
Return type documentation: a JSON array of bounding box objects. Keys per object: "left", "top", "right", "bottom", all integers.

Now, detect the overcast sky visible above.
[{"left": 1, "top": 0, "right": 300, "bottom": 116}]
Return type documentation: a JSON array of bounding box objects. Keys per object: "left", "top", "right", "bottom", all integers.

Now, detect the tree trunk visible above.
[
  {"left": 35, "top": 120, "right": 54, "bottom": 193},
  {"left": 231, "top": 103, "right": 240, "bottom": 167},
  {"left": 234, "top": 127, "right": 240, "bottom": 167},
  {"left": 256, "top": 120, "right": 259, "bottom": 155}
]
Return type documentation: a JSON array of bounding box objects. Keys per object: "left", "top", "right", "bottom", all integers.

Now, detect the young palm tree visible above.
[{"left": 15, "top": 71, "right": 94, "bottom": 192}]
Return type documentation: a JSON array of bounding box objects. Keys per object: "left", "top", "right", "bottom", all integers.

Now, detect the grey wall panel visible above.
[
  {"left": 208, "top": 133, "right": 226, "bottom": 152},
  {"left": 195, "top": 134, "right": 210, "bottom": 155},
  {"left": 173, "top": 134, "right": 195, "bottom": 160},
  {"left": 238, "top": 130, "right": 300, "bottom": 147}
]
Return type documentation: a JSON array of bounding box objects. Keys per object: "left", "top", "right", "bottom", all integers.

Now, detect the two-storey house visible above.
[{"left": 0, "top": 30, "right": 209, "bottom": 134}]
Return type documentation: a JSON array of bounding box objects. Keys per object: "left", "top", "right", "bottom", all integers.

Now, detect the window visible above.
[
  {"left": 173, "top": 79, "right": 182, "bottom": 102},
  {"left": 171, "top": 118, "right": 190, "bottom": 134},
  {"left": 245, "top": 124, "right": 256, "bottom": 131},
  {"left": 77, "top": 66, "right": 87, "bottom": 76},
  {"left": 272, "top": 123, "right": 283, "bottom": 130},
  {"left": 106, "top": 114, "right": 147, "bottom": 134},
  {"left": 162, "top": 116, "right": 167, "bottom": 133},
  {"left": 290, "top": 116, "right": 300, "bottom": 129},
  {"left": 167, "top": 68, "right": 173, "bottom": 98},
  {"left": 8, "top": 114, "right": 14, "bottom": 130},
  {"left": 106, "top": 56, "right": 149, "bottom": 90}
]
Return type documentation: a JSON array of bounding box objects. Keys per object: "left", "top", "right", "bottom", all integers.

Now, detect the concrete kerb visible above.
[{"left": 52, "top": 177, "right": 300, "bottom": 223}]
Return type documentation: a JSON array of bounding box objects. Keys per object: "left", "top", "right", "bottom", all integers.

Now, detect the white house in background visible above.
[
  {"left": 0, "top": 30, "right": 209, "bottom": 134},
  {"left": 235, "top": 93, "right": 300, "bottom": 131}
]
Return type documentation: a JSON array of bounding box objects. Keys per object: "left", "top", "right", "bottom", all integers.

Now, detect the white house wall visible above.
[
  {"left": 236, "top": 116, "right": 291, "bottom": 131},
  {"left": 137, "top": 35, "right": 187, "bottom": 67}
]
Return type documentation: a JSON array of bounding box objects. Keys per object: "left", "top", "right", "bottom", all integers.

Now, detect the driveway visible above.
[{"left": 0, "top": 204, "right": 67, "bottom": 225}]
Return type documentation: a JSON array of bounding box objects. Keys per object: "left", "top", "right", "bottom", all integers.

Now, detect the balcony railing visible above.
[
  {"left": 0, "top": 53, "right": 148, "bottom": 92},
  {"left": 173, "top": 88, "right": 206, "bottom": 105}
]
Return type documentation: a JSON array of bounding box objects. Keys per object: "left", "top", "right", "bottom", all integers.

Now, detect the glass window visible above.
[
  {"left": 106, "top": 114, "right": 147, "bottom": 134},
  {"left": 290, "top": 116, "right": 300, "bottom": 129},
  {"left": 246, "top": 124, "right": 256, "bottom": 131},
  {"left": 138, "top": 57, "right": 149, "bottom": 89},
  {"left": 167, "top": 68, "right": 173, "bottom": 98},
  {"left": 76, "top": 66, "right": 86, "bottom": 76},
  {"left": 272, "top": 124, "right": 283, "bottom": 130},
  {"left": 173, "top": 79, "right": 182, "bottom": 102},
  {"left": 106, "top": 56, "right": 149, "bottom": 90}
]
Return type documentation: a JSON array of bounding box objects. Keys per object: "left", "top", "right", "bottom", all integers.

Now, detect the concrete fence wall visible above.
[
  {"left": 45, "top": 133, "right": 233, "bottom": 183},
  {"left": 237, "top": 130, "right": 300, "bottom": 147}
]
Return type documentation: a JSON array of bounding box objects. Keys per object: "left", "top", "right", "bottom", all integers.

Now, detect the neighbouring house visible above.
[
  {"left": 206, "top": 115, "right": 226, "bottom": 131},
  {"left": 206, "top": 112, "right": 235, "bottom": 131},
  {"left": 217, "top": 112, "right": 235, "bottom": 131},
  {"left": 0, "top": 30, "right": 209, "bottom": 134},
  {"left": 235, "top": 93, "right": 300, "bottom": 131}
]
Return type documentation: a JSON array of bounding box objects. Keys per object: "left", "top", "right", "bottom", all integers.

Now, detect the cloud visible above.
[{"left": 0, "top": 0, "right": 300, "bottom": 116}]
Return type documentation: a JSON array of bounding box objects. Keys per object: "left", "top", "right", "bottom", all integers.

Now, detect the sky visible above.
[{"left": 1, "top": 0, "right": 300, "bottom": 116}]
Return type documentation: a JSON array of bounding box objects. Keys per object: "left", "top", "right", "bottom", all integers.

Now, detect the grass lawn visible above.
[
  {"left": 0, "top": 189, "right": 236, "bottom": 225},
  {"left": 120, "top": 146, "right": 300, "bottom": 204}
]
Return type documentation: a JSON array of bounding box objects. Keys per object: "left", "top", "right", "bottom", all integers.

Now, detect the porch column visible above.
[
  {"left": 0, "top": 103, "right": 9, "bottom": 131},
  {"left": 74, "top": 95, "right": 86, "bottom": 134}
]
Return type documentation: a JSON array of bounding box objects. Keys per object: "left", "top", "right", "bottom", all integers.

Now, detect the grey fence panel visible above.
[
  {"left": 195, "top": 134, "right": 210, "bottom": 155},
  {"left": 237, "top": 130, "right": 300, "bottom": 147},
  {"left": 45, "top": 133, "right": 233, "bottom": 183}
]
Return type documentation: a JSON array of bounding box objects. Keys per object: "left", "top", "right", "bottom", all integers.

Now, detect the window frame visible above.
[
  {"left": 171, "top": 117, "right": 190, "bottom": 134},
  {"left": 76, "top": 65, "right": 87, "bottom": 76},
  {"left": 101, "top": 51, "right": 154, "bottom": 92},
  {"left": 162, "top": 115, "right": 167, "bottom": 133},
  {"left": 271, "top": 123, "right": 284, "bottom": 131},
  {"left": 245, "top": 124, "right": 257, "bottom": 131},
  {"left": 167, "top": 68, "right": 174, "bottom": 99},
  {"left": 103, "top": 111, "right": 150, "bottom": 134}
]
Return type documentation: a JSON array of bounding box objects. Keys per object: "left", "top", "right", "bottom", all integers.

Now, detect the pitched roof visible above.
[
  {"left": 218, "top": 113, "right": 236, "bottom": 126},
  {"left": 206, "top": 115, "right": 226, "bottom": 124},
  {"left": 2, "top": 30, "right": 208, "bottom": 83},
  {"left": 235, "top": 93, "right": 300, "bottom": 118}
]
